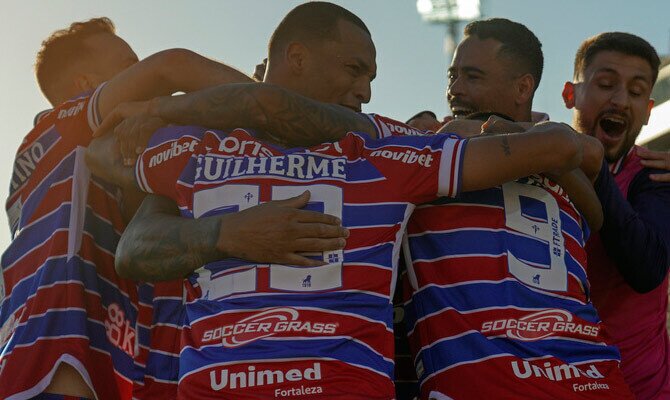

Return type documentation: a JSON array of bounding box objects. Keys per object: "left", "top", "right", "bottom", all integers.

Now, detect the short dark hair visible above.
[
  {"left": 35, "top": 17, "right": 116, "bottom": 105},
  {"left": 464, "top": 18, "right": 544, "bottom": 93},
  {"left": 573, "top": 32, "right": 660, "bottom": 83},
  {"left": 405, "top": 110, "right": 437, "bottom": 124},
  {"left": 268, "top": 2, "right": 370, "bottom": 59}
]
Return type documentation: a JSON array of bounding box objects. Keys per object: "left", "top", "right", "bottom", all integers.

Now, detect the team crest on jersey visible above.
[
  {"left": 481, "top": 309, "right": 599, "bottom": 341},
  {"left": 201, "top": 307, "right": 338, "bottom": 348}
]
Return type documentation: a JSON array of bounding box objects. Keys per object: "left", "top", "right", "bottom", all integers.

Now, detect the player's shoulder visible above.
[{"left": 365, "top": 113, "right": 431, "bottom": 138}]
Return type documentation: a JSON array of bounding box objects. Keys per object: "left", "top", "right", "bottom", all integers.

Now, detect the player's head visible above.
[
  {"left": 563, "top": 32, "right": 659, "bottom": 162},
  {"left": 406, "top": 110, "right": 442, "bottom": 131},
  {"left": 448, "top": 18, "right": 543, "bottom": 122},
  {"left": 36, "top": 17, "right": 139, "bottom": 106},
  {"left": 265, "top": 1, "right": 376, "bottom": 112}
]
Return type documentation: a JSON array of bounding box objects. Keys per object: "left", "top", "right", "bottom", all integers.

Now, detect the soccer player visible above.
[
  {"left": 84, "top": 3, "right": 374, "bottom": 397},
  {"left": 562, "top": 32, "right": 670, "bottom": 399},
  {"left": 103, "top": 79, "right": 591, "bottom": 399},
  {"left": 397, "top": 19, "right": 635, "bottom": 399},
  {"left": 447, "top": 18, "right": 547, "bottom": 123},
  {"left": 0, "top": 17, "right": 341, "bottom": 400}
]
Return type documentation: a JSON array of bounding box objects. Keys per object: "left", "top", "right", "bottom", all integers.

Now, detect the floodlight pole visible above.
[{"left": 416, "top": 0, "right": 483, "bottom": 61}]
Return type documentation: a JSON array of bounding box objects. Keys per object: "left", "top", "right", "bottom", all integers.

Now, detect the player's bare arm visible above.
[
  {"left": 97, "top": 82, "right": 376, "bottom": 152},
  {"left": 548, "top": 168, "right": 604, "bottom": 232},
  {"left": 451, "top": 117, "right": 603, "bottom": 230},
  {"left": 86, "top": 49, "right": 253, "bottom": 173},
  {"left": 97, "top": 48, "right": 253, "bottom": 119},
  {"left": 576, "top": 134, "right": 605, "bottom": 182},
  {"left": 460, "top": 122, "right": 583, "bottom": 193},
  {"left": 116, "top": 192, "right": 348, "bottom": 281}
]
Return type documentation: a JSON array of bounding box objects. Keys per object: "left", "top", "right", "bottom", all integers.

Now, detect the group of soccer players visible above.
[{"left": 2, "top": 2, "right": 670, "bottom": 399}]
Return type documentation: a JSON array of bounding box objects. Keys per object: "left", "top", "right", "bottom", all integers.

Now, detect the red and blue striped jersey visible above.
[
  {"left": 132, "top": 125, "right": 211, "bottom": 398},
  {"left": 1, "top": 86, "right": 140, "bottom": 400},
  {"left": 403, "top": 176, "right": 634, "bottom": 399},
  {"left": 135, "top": 123, "right": 466, "bottom": 399},
  {"left": 132, "top": 280, "right": 184, "bottom": 399}
]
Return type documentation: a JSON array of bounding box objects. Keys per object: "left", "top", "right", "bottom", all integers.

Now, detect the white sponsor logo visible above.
[
  {"left": 385, "top": 122, "right": 425, "bottom": 136},
  {"left": 511, "top": 360, "right": 605, "bottom": 382},
  {"left": 218, "top": 135, "right": 276, "bottom": 157},
  {"left": 148, "top": 139, "right": 198, "bottom": 167},
  {"left": 57, "top": 101, "right": 84, "bottom": 119},
  {"left": 369, "top": 148, "right": 434, "bottom": 167},
  {"left": 275, "top": 385, "right": 324, "bottom": 397},
  {"left": 210, "top": 362, "right": 323, "bottom": 392},
  {"left": 573, "top": 382, "right": 610, "bottom": 392},
  {"left": 104, "top": 303, "right": 136, "bottom": 357},
  {"left": 481, "top": 309, "right": 599, "bottom": 341},
  {"left": 202, "top": 307, "right": 338, "bottom": 348}
]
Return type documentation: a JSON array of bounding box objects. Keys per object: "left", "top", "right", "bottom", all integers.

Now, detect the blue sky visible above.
[{"left": 1, "top": 0, "right": 669, "bottom": 250}]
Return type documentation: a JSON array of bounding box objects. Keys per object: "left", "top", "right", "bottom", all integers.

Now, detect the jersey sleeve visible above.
[
  {"left": 50, "top": 84, "right": 106, "bottom": 148},
  {"left": 365, "top": 113, "right": 433, "bottom": 138},
  {"left": 135, "top": 126, "right": 206, "bottom": 200},
  {"left": 361, "top": 133, "right": 467, "bottom": 203}
]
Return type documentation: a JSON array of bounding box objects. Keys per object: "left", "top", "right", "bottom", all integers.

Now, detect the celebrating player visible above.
[
  {"left": 400, "top": 19, "right": 632, "bottom": 399},
  {"left": 563, "top": 32, "right": 670, "bottom": 399},
  {"left": 0, "top": 16, "right": 341, "bottom": 400}
]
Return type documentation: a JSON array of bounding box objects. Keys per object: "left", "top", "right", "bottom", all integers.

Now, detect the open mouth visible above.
[
  {"left": 450, "top": 104, "right": 475, "bottom": 118},
  {"left": 598, "top": 114, "right": 627, "bottom": 140}
]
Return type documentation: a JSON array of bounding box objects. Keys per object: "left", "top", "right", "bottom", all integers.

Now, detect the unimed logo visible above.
[
  {"left": 511, "top": 360, "right": 605, "bottom": 382},
  {"left": 210, "top": 362, "right": 323, "bottom": 393},
  {"left": 202, "top": 307, "right": 338, "bottom": 348}
]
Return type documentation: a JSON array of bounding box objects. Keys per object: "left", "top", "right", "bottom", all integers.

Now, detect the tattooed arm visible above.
[
  {"left": 150, "top": 83, "right": 376, "bottom": 146},
  {"left": 460, "top": 122, "right": 583, "bottom": 193},
  {"left": 96, "top": 83, "right": 376, "bottom": 149},
  {"left": 116, "top": 195, "right": 221, "bottom": 281},
  {"left": 116, "top": 192, "right": 349, "bottom": 281}
]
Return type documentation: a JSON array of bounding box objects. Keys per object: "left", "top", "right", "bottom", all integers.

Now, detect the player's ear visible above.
[
  {"left": 562, "top": 82, "right": 576, "bottom": 109},
  {"left": 644, "top": 98, "right": 654, "bottom": 124},
  {"left": 285, "top": 41, "right": 309, "bottom": 75},
  {"left": 73, "top": 72, "right": 97, "bottom": 94},
  {"left": 515, "top": 73, "right": 534, "bottom": 105}
]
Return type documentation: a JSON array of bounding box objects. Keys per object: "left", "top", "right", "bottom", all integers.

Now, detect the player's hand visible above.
[
  {"left": 481, "top": 116, "right": 532, "bottom": 134},
  {"left": 94, "top": 100, "right": 167, "bottom": 166},
  {"left": 637, "top": 147, "right": 670, "bottom": 182},
  {"left": 85, "top": 134, "right": 136, "bottom": 188},
  {"left": 218, "top": 191, "right": 349, "bottom": 267},
  {"left": 437, "top": 118, "right": 483, "bottom": 137},
  {"left": 116, "top": 114, "right": 166, "bottom": 166}
]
